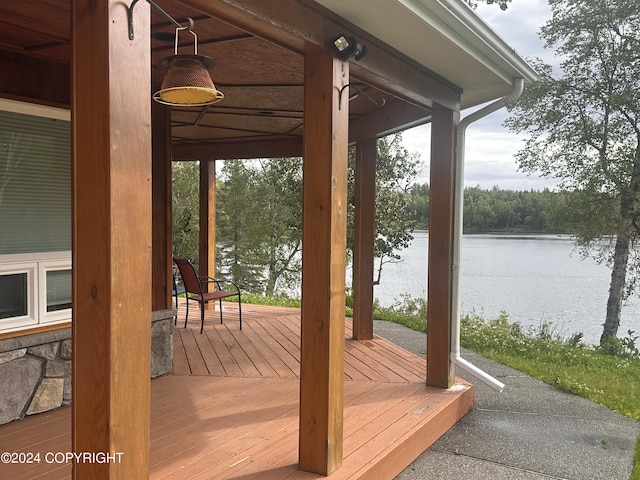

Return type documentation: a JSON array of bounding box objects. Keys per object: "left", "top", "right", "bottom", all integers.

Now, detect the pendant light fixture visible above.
[
  {"left": 153, "top": 26, "right": 224, "bottom": 107},
  {"left": 127, "top": 0, "right": 224, "bottom": 107}
]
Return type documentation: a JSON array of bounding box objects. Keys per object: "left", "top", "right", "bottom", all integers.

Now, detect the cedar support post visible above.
[
  {"left": 199, "top": 159, "right": 216, "bottom": 295},
  {"left": 152, "top": 100, "right": 173, "bottom": 311},
  {"left": 72, "top": 0, "right": 151, "bottom": 477},
  {"left": 426, "top": 103, "right": 459, "bottom": 388},
  {"left": 352, "top": 138, "right": 377, "bottom": 340},
  {"left": 299, "top": 44, "right": 348, "bottom": 475}
]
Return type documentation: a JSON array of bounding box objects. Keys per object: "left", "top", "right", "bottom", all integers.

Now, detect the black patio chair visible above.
[{"left": 173, "top": 258, "right": 242, "bottom": 333}]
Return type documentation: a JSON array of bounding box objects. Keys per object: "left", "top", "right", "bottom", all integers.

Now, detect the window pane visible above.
[
  {"left": 0, "top": 110, "right": 71, "bottom": 255},
  {"left": 46, "top": 269, "right": 72, "bottom": 312},
  {"left": 0, "top": 273, "right": 27, "bottom": 319}
]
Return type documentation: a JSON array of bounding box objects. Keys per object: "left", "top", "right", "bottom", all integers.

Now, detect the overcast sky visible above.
[{"left": 403, "top": 0, "right": 557, "bottom": 191}]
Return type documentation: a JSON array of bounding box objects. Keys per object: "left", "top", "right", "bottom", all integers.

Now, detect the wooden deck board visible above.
[{"left": 0, "top": 304, "right": 473, "bottom": 480}]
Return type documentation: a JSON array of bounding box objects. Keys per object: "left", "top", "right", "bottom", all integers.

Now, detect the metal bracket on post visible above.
[
  {"left": 337, "top": 84, "right": 386, "bottom": 110},
  {"left": 127, "top": 0, "right": 194, "bottom": 40}
]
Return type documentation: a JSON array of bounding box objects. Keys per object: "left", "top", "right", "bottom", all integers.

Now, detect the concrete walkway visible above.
[{"left": 372, "top": 320, "right": 640, "bottom": 480}]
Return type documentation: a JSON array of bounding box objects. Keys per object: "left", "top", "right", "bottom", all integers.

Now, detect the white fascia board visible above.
[{"left": 401, "top": 0, "right": 538, "bottom": 83}]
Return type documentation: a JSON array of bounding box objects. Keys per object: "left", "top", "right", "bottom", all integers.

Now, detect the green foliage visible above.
[
  {"left": 172, "top": 162, "right": 200, "bottom": 263},
  {"left": 216, "top": 160, "right": 265, "bottom": 292},
  {"left": 406, "top": 184, "right": 576, "bottom": 233},
  {"left": 240, "top": 293, "right": 301, "bottom": 308},
  {"left": 598, "top": 330, "right": 640, "bottom": 359},
  {"left": 371, "top": 294, "right": 427, "bottom": 332},
  {"left": 347, "top": 133, "right": 421, "bottom": 285},
  {"left": 208, "top": 133, "right": 422, "bottom": 296},
  {"left": 466, "top": 0, "right": 512, "bottom": 10},
  {"left": 406, "top": 183, "right": 429, "bottom": 229},
  {"left": 253, "top": 158, "right": 303, "bottom": 296}
]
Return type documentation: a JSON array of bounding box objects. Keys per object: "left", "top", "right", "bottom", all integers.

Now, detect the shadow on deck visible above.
[{"left": 0, "top": 304, "right": 473, "bottom": 479}]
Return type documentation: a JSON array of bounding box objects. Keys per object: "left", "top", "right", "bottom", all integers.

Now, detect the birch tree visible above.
[{"left": 505, "top": 0, "right": 640, "bottom": 347}]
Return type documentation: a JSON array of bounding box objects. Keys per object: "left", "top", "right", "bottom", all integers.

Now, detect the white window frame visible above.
[
  {"left": 0, "top": 253, "right": 72, "bottom": 333},
  {"left": 40, "top": 258, "right": 72, "bottom": 324},
  {"left": 0, "top": 262, "right": 37, "bottom": 330}
]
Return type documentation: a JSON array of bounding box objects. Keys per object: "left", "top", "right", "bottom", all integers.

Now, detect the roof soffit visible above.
[{"left": 312, "top": 0, "right": 538, "bottom": 109}]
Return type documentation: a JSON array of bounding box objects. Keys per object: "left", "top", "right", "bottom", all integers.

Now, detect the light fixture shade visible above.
[{"left": 153, "top": 55, "right": 224, "bottom": 107}]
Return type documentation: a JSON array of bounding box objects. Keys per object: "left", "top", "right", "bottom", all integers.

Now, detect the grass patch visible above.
[
  {"left": 239, "top": 293, "right": 301, "bottom": 308},
  {"left": 461, "top": 311, "right": 640, "bottom": 421},
  {"left": 633, "top": 437, "right": 640, "bottom": 480}
]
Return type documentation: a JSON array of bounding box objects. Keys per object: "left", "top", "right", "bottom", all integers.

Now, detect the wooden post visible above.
[
  {"left": 72, "top": 0, "right": 151, "bottom": 477},
  {"left": 426, "top": 103, "right": 459, "bottom": 388},
  {"left": 299, "top": 44, "right": 348, "bottom": 475},
  {"left": 152, "top": 100, "right": 173, "bottom": 311},
  {"left": 352, "top": 138, "right": 376, "bottom": 340},
  {"left": 199, "top": 159, "right": 216, "bottom": 296}
]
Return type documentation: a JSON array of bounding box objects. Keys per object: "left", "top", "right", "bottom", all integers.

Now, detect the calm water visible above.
[{"left": 370, "top": 231, "right": 639, "bottom": 345}]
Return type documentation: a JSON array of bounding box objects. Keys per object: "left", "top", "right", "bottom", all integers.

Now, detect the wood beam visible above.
[
  {"left": 172, "top": 136, "right": 303, "bottom": 161},
  {"left": 180, "top": 0, "right": 460, "bottom": 110},
  {"left": 198, "top": 160, "right": 216, "bottom": 288},
  {"left": 299, "top": 44, "right": 348, "bottom": 475},
  {"left": 170, "top": 99, "right": 429, "bottom": 160},
  {"left": 348, "top": 98, "right": 430, "bottom": 143},
  {"left": 0, "top": 50, "right": 70, "bottom": 107},
  {"left": 352, "top": 138, "right": 376, "bottom": 340},
  {"left": 72, "top": 0, "right": 151, "bottom": 477},
  {"left": 426, "top": 103, "right": 458, "bottom": 389}
]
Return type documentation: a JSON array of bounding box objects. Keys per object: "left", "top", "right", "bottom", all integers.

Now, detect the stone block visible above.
[
  {"left": 0, "top": 357, "right": 42, "bottom": 425},
  {"left": 26, "top": 378, "right": 64, "bottom": 415},
  {"left": 27, "top": 342, "right": 59, "bottom": 361},
  {"left": 151, "top": 318, "right": 173, "bottom": 378},
  {"left": 63, "top": 361, "right": 72, "bottom": 404},
  {"left": 0, "top": 348, "right": 27, "bottom": 366},
  {"left": 60, "top": 339, "right": 72, "bottom": 360},
  {"left": 45, "top": 360, "right": 66, "bottom": 378}
]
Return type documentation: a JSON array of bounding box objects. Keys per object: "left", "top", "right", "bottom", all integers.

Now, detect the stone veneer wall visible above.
[{"left": 0, "top": 309, "right": 174, "bottom": 426}]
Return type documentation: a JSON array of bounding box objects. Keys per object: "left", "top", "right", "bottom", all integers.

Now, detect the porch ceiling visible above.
[{"left": 0, "top": 0, "right": 535, "bottom": 160}]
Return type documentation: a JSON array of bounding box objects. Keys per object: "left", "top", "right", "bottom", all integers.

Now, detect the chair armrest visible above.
[{"left": 198, "top": 276, "right": 241, "bottom": 295}]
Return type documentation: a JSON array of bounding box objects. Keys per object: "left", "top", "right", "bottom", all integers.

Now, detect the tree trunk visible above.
[
  {"left": 265, "top": 260, "right": 277, "bottom": 297},
  {"left": 601, "top": 213, "right": 632, "bottom": 345}
]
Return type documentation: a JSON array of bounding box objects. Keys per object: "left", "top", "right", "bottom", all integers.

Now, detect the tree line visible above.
[{"left": 406, "top": 184, "right": 577, "bottom": 234}]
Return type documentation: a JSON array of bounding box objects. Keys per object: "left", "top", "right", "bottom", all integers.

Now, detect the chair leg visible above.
[
  {"left": 200, "top": 301, "right": 205, "bottom": 334},
  {"left": 174, "top": 297, "right": 178, "bottom": 326},
  {"left": 184, "top": 299, "right": 189, "bottom": 329},
  {"left": 219, "top": 299, "right": 223, "bottom": 324},
  {"left": 238, "top": 295, "right": 242, "bottom": 330}
]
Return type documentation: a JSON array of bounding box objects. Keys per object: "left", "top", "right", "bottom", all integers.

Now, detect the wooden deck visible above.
[{"left": 0, "top": 304, "right": 473, "bottom": 479}]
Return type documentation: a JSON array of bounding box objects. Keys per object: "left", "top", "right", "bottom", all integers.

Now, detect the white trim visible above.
[
  {"left": 0, "top": 252, "right": 72, "bottom": 333},
  {"left": 39, "top": 259, "right": 72, "bottom": 324},
  {"left": 0, "top": 98, "right": 70, "bottom": 121},
  {"left": 0, "top": 263, "right": 38, "bottom": 330},
  {"left": 1, "top": 251, "right": 71, "bottom": 264}
]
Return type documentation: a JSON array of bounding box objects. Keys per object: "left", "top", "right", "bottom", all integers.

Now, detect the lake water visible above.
[{"left": 368, "top": 231, "right": 639, "bottom": 345}]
